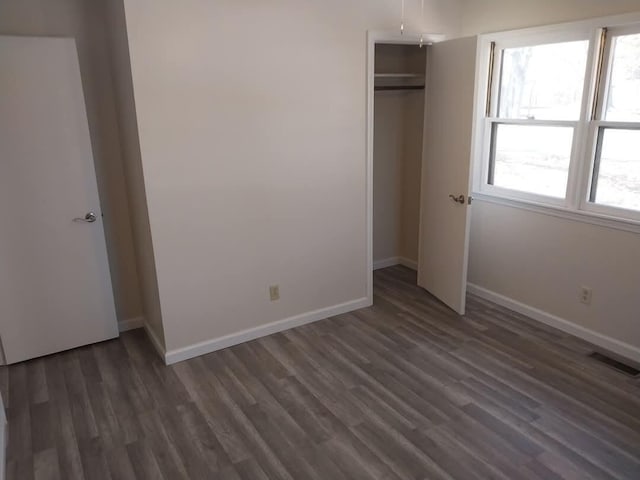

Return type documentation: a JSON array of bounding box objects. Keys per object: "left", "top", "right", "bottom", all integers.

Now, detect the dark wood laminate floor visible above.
[{"left": 2, "top": 266, "right": 640, "bottom": 480}]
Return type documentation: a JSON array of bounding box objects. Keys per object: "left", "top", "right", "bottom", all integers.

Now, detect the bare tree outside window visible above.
[{"left": 490, "top": 41, "right": 588, "bottom": 197}]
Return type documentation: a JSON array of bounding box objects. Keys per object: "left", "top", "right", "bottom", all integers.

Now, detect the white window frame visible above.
[
  {"left": 471, "top": 12, "right": 640, "bottom": 233},
  {"left": 580, "top": 24, "right": 640, "bottom": 222}
]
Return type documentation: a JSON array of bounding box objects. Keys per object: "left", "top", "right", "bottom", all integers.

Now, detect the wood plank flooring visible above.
[{"left": 1, "top": 265, "right": 640, "bottom": 479}]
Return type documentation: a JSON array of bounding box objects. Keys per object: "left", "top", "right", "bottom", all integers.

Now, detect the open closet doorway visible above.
[
  {"left": 372, "top": 43, "right": 426, "bottom": 275},
  {"left": 367, "top": 32, "right": 478, "bottom": 315}
]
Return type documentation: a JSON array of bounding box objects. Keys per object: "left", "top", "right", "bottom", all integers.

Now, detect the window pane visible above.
[
  {"left": 499, "top": 41, "right": 589, "bottom": 120},
  {"left": 592, "top": 129, "right": 640, "bottom": 211},
  {"left": 490, "top": 124, "right": 573, "bottom": 198},
  {"left": 605, "top": 34, "right": 640, "bottom": 122}
]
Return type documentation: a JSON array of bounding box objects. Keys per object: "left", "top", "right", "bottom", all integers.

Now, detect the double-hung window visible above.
[
  {"left": 589, "top": 27, "right": 640, "bottom": 216},
  {"left": 476, "top": 15, "right": 640, "bottom": 224}
]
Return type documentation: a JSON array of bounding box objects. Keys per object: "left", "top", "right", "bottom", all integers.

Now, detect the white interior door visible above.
[
  {"left": 0, "top": 36, "right": 118, "bottom": 364},
  {"left": 418, "top": 37, "right": 477, "bottom": 315}
]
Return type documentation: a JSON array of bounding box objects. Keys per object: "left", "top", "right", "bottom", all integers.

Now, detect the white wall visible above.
[
  {"left": 103, "top": 0, "right": 165, "bottom": 346},
  {"left": 400, "top": 91, "right": 425, "bottom": 263},
  {"left": 121, "top": 0, "right": 463, "bottom": 353},
  {"left": 0, "top": 0, "right": 143, "bottom": 324},
  {"left": 460, "top": 0, "right": 640, "bottom": 35},
  {"left": 373, "top": 90, "right": 424, "bottom": 266},
  {"left": 469, "top": 203, "right": 640, "bottom": 349},
  {"left": 463, "top": 1, "right": 640, "bottom": 357},
  {"left": 374, "top": 92, "right": 404, "bottom": 263}
]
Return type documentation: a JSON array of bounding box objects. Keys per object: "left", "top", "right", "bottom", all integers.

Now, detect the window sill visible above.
[{"left": 471, "top": 192, "right": 640, "bottom": 235}]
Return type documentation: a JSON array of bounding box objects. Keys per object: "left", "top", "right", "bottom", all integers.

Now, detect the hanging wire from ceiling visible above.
[
  {"left": 419, "top": 0, "right": 425, "bottom": 47},
  {"left": 400, "top": 0, "right": 405, "bottom": 35}
]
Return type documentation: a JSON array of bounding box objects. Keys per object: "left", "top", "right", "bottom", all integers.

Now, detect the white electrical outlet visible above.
[
  {"left": 269, "top": 285, "right": 280, "bottom": 301},
  {"left": 580, "top": 286, "right": 592, "bottom": 305}
]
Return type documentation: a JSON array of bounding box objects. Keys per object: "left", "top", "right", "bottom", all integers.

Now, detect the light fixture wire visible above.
[
  {"left": 400, "top": 0, "right": 405, "bottom": 35},
  {"left": 419, "top": 0, "right": 425, "bottom": 47}
]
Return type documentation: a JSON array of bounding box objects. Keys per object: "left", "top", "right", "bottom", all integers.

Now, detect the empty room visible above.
[{"left": 1, "top": 0, "right": 640, "bottom": 479}]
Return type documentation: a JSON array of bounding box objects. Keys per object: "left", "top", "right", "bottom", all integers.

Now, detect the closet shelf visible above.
[
  {"left": 374, "top": 73, "right": 425, "bottom": 91},
  {"left": 374, "top": 73, "right": 424, "bottom": 78},
  {"left": 375, "top": 85, "right": 424, "bottom": 91}
]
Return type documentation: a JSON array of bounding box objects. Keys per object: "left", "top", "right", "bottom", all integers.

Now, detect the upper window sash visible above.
[
  {"left": 485, "top": 27, "right": 595, "bottom": 120},
  {"left": 593, "top": 26, "right": 640, "bottom": 122}
]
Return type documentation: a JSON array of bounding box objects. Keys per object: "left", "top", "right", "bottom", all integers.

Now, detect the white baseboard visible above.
[
  {"left": 373, "top": 257, "right": 418, "bottom": 271},
  {"left": 118, "top": 316, "right": 144, "bottom": 332},
  {"left": 164, "top": 297, "right": 371, "bottom": 365},
  {"left": 118, "top": 316, "right": 165, "bottom": 361},
  {"left": 144, "top": 322, "right": 166, "bottom": 360},
  {"left": 373, "top": 257, "right": 401, "bottom": 270},
  {"left": 0, "top": 392, "right": 5, "bottom": 480},
  {"left": 399, "top": 257, "right": 418, "bottom": 271},
  {"left": 467, "top": 283, "right": 640, "bottom": 364}
]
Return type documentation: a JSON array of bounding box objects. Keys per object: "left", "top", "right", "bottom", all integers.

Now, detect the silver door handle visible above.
[
  {"left": 73, "top": 212, "right": 97, "bottom": 223},
  {"left": 449, "top": 194, "right": 465, "bottom": 204}
]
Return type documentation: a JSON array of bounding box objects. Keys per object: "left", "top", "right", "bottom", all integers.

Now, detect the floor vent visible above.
[{"left": 589, "top": 352, "right": 640, "bottom": 377}]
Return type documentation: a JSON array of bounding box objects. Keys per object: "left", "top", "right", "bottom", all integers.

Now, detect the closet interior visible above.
[{"left": 373, "top": 43, "right": 427, "bottom": 274}]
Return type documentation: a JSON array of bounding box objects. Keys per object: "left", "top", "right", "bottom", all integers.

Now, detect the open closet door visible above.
[{"left": 417, "top": 36, "right": 477, "bottom": 315}]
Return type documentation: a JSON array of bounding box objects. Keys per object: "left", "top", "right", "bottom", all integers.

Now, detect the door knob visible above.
[
  {"left": 449, "top": 194, "right": 465, "bottom": 204},
  {"left": 73, "top": 212, "right": 97, "bottom": 223}
]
